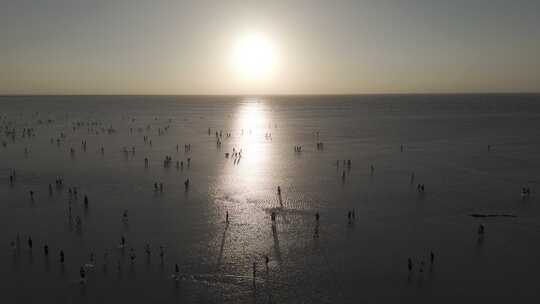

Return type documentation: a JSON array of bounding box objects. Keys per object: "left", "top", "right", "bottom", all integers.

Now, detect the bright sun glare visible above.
[{"left": 231, "top": 33, "right": 276, "bottom": 81}]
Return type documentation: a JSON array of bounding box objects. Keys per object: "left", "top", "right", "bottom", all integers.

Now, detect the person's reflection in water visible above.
[
  {"left": 216, "top": 223, "right": 229, "bottom": 269},
  {"left": 60, "top": 263, "right": 65, "bottom": 277},
  {"left": 271, "top": 222, "right": 282, "bottom": 264},
  {"left": 44, "top": 245, "right": 50, "bottom": 272},
  {"left": 117, "top": 260, "right": 122, "bottom": 279},
  {"left": 128, "top": 254, "right": 136, "bottom": 279},
  {"left": 102, "top": 252, "right": 108, "bottom": 275},
  {"left": 407, "top": 258, "right": 413, "bottom": 284},
  {"left": 159, "top": 246, "right": 165, "bottom": 267},
  {"left": 314, "top": 212, "right": 320, "bottom": 238},
  {"left": 28, "top": 247, "right": 34, "bottom": 265},
  {"left": 171, "top": 263, "right": 180, "bottom": 290}
]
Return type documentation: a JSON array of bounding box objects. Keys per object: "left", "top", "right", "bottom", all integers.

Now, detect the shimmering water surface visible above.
[{"left": 1, "top": 95, "right": 540, "bottom": 303}]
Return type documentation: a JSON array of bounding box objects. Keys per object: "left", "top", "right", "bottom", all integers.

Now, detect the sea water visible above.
[{"left": 1, "top": 94, "right": 540, "bottom": 303}]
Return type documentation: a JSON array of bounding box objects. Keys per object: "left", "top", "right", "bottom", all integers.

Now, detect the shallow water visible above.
[{"left": 1, "top": 94, "right": 540, "bottom": 303}]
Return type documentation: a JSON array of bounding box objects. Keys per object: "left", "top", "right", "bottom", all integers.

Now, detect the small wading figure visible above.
[
  {"left": 521, "top": 187, "right": 531, "bottom": 198},
  {"left": 129, "top": 248, "right": 136, "bottom": 263},
  {"left": 160, "top": 246, "right": 165, "bottom": 263},
  {"left": 80, "top": 266, "right": 86, "bottom": 284},
  {"left": 145, "top": 244, "right": 151, "bottom": 256},
  {"left": 171, "top": 263, "right": 180, "bottom": 281},
  {"left": 478, "top": 224, "right": 485, "bottom": 235}
]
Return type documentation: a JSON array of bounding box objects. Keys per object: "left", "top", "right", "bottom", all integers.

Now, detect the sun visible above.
[{"left": 231, "top": 32, "right": 277, "bottom": 81}]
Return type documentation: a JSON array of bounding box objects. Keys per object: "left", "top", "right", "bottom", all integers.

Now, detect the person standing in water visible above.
[
  {"left": 145, "top": 244, "right": 151, "bottom": 256},
  {"left": 80, "top": 266, "right": 86, "bottom": 283},
  {"left": 129, "top": 248, "right": 136, "bottom": 263},
  {"left": 478, "top": 224, "right": 485, "bottom": 235}
]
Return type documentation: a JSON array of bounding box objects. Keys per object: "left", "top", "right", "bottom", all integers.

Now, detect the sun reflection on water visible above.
[
  {"left": 213, "top": 99, "right": 278, "bottom": 217},
  {"left": 235, "top": 99, "right": 270, "bottom": 165},
  {"left": 210, "top": 99, "right": 281, "bottom": 270}
]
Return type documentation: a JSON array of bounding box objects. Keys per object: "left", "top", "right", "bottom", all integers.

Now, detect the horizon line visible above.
[{"left": 1, "top": 92, "right": 540, "bottom": 97}]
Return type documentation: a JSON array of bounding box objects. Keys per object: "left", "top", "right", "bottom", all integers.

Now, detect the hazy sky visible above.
[{"left": 1, "top": 0, "right": 539, "bottom": 95}]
